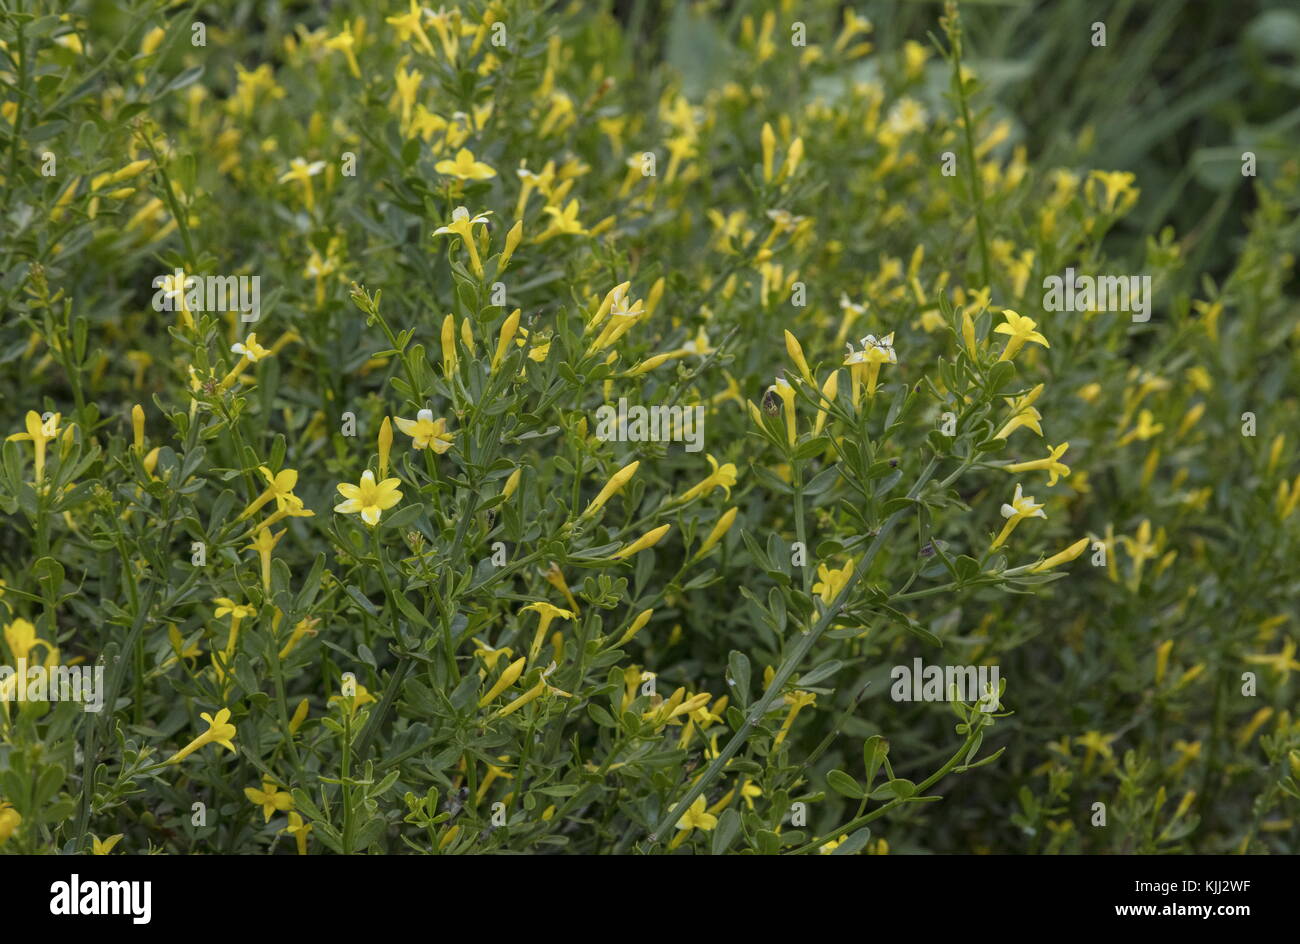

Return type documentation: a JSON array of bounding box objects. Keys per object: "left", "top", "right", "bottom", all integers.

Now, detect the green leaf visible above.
[{"left": 827, "top": 768, "right": 865, "bottom": 799}]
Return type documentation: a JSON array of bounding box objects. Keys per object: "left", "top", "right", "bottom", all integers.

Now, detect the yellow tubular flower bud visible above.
[
  {"left": 493, "top": 308, "right": 521, "bottom": 372},
  {"left": 478, "top": 657, "right": 526, "bottom": 707},
  {"left": 441, "top": 314, "right": 458, "bottom": 375},
  {"left": 617, "top": 609, "right": 654, "bottom": 646},
  {"left": 813, "top": 371, "right": 839, "bottom": 437},
  {"left": 694, "top": 507, "right": 738, "bottom": 559},
  {"left": 581, "top": 460, "right": 639, "bottom": 517},
  {"left": 461, "top": 317, "right": 476, "bottom": 356},
  {"left": 644, "top": 277, "right": 665, "bottom": 319},
  {"left": 499, "top": 220, "right": 523, "bottom": 271},
  {"left": 961, "top": 308, "right": 978, "bottom": 357},
  {"left": 784, "top": 330, "right": 814, "bottom": 385},
  {"left": 131, "top": 404, "right": 145, "bottom": 453},
  {"left": 378, "top": 417, "right": 393, "bottom": 477},
  {"left": 761, "top": 122, "right": 776, "bottom": 182},
  {"left": 1027, "top": 537, "right": 1089, "bottom": 573},
  {"left": 501, "top": 468, "right": 522, "bottom": 500},
  {"left": 611, "top": 524, "right": 671, "bottom": 560}
]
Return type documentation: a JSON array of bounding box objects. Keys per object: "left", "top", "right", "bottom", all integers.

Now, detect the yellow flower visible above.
[
  {"left": 1086, "top": 170, "right": 1138, "bottom": 215},
  {"left": 329, "top": 681, "right": 376, "bottom": 715},
  {"left": 435, "top": 148, "right": 497, "bottom": 181},
  {"left": 377, "top": 416, "right": 393, "bottom": 477},
  {"left": 500, "top": 221, "right": 524, "bottom": 271},
  {"left": 1119, "top": 519, "right": 1158, "bottom": 588},
  {"left": 245, "top": 780, "right": 294, "bottom": 822},
  {"left": 220, "top": 333, "right": 273, "bottom": 390},
  {"left": 991, "top": 484, "right": 1046, "bottom": 550},
  {"left": 165, "top": 708, "right": 238, "bottom": 764},
  {"left": 844, "top": 333, "right": 896, "bottom": 403},
  {"left": 813, "top": 370, "right": 840, "bottom": 437},
  {"left": 279, "top": 617, "right": 320, "bottom": 660},
  {"left": 0, "top": 802, "right": 19, "bottom": 846},
  {"left": 7, "top": 411, "right": 60, "bottom": 484},
  {"left": 213, "top": 597, "right": 255, "bottom": 661},
  {"left": 580, "top": 460, "right": 639, "bottom": 518},
  {"left": 394, "top": 409, "right": 454, "bottom": 453},
  {"left": 131, "top": 403, "right": 145, "bottom": 453},
  {"left": 760, "top": 122, "right": 776, "bottom": 181},
  {"left": 90, "top": 833, "right": 122, "bottom": 855},
  {"left": 487, "top": 309, "right": 521, "bottom": 374},
  {"left": 677, "top": 454, "right": 738, "bottom": 503},
  {"left": 616, "top": 609, "right": 655, "bottom": 646},
  {"left": 536, "top": 199, "right": 587, "bottom": 241},
  {"left": 1075, "top": 729, "right": 1118, "bottom": 773},
  {"left": 1004, "top": 442, "right": 1071, "bottom": 486},
  {"left": 812, "top": 559, "right": 854, "bottom": 604},
  {"left": 386, "top": 0, "right": 436, "bottom": 55},
  {"left": 994, "top": 310, "right": 1049, "bottom": 361},
  {"left": 1028, "top": 537, "right": 1089, "bottom": 573},
  {"left": 244, "top": 527, "right": 285, "bottom": 593},
  {"left": 694, "top": 507, "right": 738, "bottom": 560},
  {"left": 1244, "top": 640, "right": 1300, "bottom": 683},
  {"left": 281, "top": 812, "right": 312, "bottom": 855},
  {"left": 334, "top": 470, "right": 403, "bottom": 526},
  {"left": 994, "top": 384, "right": 1046, "bottom": 440},
  {"left": 433, "top": 206, "right": 492, "bottom": 277},
  {"left": 289, "top": 698, "right": 310, "bottom": 733},
  {"left": 479, "top": 656, "right": 526, "bottom": 707},
  {"left": 4, "top": 617, "right": 46, "bottom": 663},
  {"left": 765, "top": 376, "right": 798, "bottom": 446},
  {"left": 237, "top": 466, "right": 302, "bottom": 519},
  {"left": 675, "top": 795, "right": 717, "bottom": 832},
  {"left": 521, "top": 601, "right": 575, "bottom": 665},
  {"left": 784, "top": 330, "right": 814, "bottom": 385},
  {"left": 277, "top": 158, "right": 327, "bottom": 211},
  {"left": 324, "top": 30, "right": 361, "bottom": 78},
  {"left": 611, "top": 524, "right": 671, "bottom": 560},
  {"left": 774, "top": 690, "right": 816, "bottom": 747},
  {"left": 1118, "top": 409, "right": 1164, "bottom": 445}
]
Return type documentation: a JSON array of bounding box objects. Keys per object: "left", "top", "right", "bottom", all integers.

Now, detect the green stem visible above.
[{"left": 648, "top": 454, "right": 940, "bottom": 843}]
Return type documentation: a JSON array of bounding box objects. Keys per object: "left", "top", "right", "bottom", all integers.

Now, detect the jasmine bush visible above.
[{"left": 1, "top": 0, "right": 1297, "bottom": 855}]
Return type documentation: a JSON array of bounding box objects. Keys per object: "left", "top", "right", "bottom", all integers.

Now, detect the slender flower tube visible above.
[
  {"left": 165, "top": 708, "right": 237, "bottom": 764},
  {"left": 693, "top": 507, "right": 738, "bottom": 560},
  {"left": 611, "top": 524, "right": 670, "bottom": 560},
  {"left": 493, "top": 309, "right": 521, "bottom": 372},
  {"left": 378, "top": 417, "right": 393, "bottom": 477},
  {"left": 479, "top": 657, "right": 526, "bottom": 707},
  {"left": 1028, "top": 537, "right": 1089, "bottom": 573},
  {"left": 580, "top": 460, "right": 639, "bottom": 518},
  {"left": 522, "top": 602, "right": 575, "bottom": 665}
]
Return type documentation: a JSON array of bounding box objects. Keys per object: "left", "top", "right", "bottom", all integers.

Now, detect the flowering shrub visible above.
[{"left": 1, "top": 0, "right": 1298, "bottom": 855}]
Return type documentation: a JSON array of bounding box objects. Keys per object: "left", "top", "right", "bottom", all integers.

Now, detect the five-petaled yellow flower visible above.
[
  {"left": 334, "top": 470, "right": 403, "bottom": 526},
  {"left": 435, "top": 148, "right": 497, "bottom": 181},
  {"left": 245, "top": 780, "right": 294, "bottom": 822},
  {"left": 813, "top": 559, "right": 854, "bottom": 604},
  {"left": 165, "top": 708, "right": 238, "bottom": 764},
  {"left": 1004, "top": 442, "right": 1071, "bottom": 486},
  {"left": 994, "top": 310, "right": 1049, "bottom": 362},
  {"left": 394, "top": 409, "right": 454, "bottom": 453},
  {"left": 991, "top": 484, "right": 1046, "bottom": 550}
]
